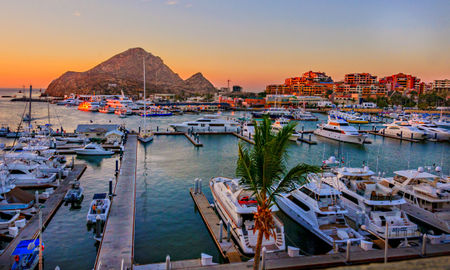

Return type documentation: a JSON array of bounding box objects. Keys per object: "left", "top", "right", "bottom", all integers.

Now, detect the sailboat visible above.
[{"left": 138, "top": 57, "right": 154, "bottom": 143}]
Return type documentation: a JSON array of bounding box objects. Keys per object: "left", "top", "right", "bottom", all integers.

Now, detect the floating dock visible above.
[
  {"left": 94, "top": 135, "right": 137, "bottom": 270},
  {"left": 189, "top": 188, "right": 242, "bottom": 263},
  {"left": 0, "top": 164, "right": 87, "bottom": 269},
  {"left": 367, "top": 131, "right": 422, "bottom": 142}
]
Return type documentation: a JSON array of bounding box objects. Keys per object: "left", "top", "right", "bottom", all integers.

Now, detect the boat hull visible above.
[{"left": 314, "top": 129, "right": 366, "bottom": 144}]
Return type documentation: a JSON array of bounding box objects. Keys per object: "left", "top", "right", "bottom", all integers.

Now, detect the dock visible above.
[
  {"left": 231, "top": 132, "right": 255, "bottom": 144},
  {"left": 189, "top": 188, "right": 242, "bottom": 263},
  {"left": 296, "top": 133, "right": 317, "bottom": 144},
  {"left": 94, "top": 134, "right": 137, "bottom": 270},
  {"left": 367, "top": 131, "right": 422, "bottom": 142},
  {"left": 0, "top": 164, "right": 87, "bottom": 269}
]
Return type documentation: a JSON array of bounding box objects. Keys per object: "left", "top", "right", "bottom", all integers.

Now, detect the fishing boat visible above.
[
  {"left": 87, "top": 193, "right": 111, "bottom": 223},
  {"left": 379, "top": 167, "right": 450, "bottom": 233},
  {"left": 378, "top": 121, "right": 427, "bottom": 140},
  {"left": 314, "top": 115, "right": 367, "bottom": 144},
  {"left": 64, "top": 182, "right": 84, "bottom": 205},
  {"left": 74, "top": 143, "right": 114, "bottom": 156},
  {"left": 170, "top": 115, "right": 241, "bottom": 133},
  {"left": 11, "top": 238, "right": 42, "bottom": 270},
  {"left": 275, "top": 175, "right": 364, "bottom": 248},
  {"left": 138, "top": 57, "right": 154, "bottom": 144},
  {"left": 210, "top": 177, "right": 286, "bottom": 255},
  {"left": 320, "top": 166, "right": 421, "bottom": 244}
]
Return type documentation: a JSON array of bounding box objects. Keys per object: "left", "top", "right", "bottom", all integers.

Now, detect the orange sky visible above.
[{"left": 1, "top": 0, "right": 449, "bottom": 91}]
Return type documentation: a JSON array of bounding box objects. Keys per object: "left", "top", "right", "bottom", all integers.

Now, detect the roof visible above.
[
  {"left": 105, "top": 130, "right": 124, "bottom": 137},
  {"left": 76, "top": 124, "right": 119, "bottom": 133},
  {"left": 12, "top": 239, "right": 40, "bottom": 255},
  {"left": 394, "top": 170, "right": 437, "bottom": 179}
]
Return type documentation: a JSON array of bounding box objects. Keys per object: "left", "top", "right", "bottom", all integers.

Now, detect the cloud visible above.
[
  {"left": 73, "top": 11, "right": 81, "bottom": 17},
  {"left": 166, "top": 0, "right": 177, "bottom": 5}
]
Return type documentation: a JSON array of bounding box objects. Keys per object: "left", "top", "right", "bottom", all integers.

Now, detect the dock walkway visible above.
[
  {"left": 94, "top": 135, "right": 137, "bottom": 270},
  {"left": 189, "top": 188, "right": 242, "bottom": 263},
  {"left": 0, "top": 164, "right": 87, "bottom": 269}
]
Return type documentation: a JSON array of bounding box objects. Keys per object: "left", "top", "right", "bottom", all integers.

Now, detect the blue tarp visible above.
[
  {"left": 93, "top": 193, "right": 107, "bottom": 199},
  {"left": 12, "top": 239, "right": 39, "bottom": 255}
]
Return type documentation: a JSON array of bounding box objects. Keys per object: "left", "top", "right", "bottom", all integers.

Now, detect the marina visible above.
[{"left": 0, "top": 90, "right": 449, "bottom": 270}]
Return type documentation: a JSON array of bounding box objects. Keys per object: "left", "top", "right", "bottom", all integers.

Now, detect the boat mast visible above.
[
  {"left": 143, "top": 57, "right": 146, "bottom": 133},
  {"left": 28, "top": 85, "right": 32, "bottom": 127}
]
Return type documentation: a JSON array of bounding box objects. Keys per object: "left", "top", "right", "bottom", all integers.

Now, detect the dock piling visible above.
[
  {"left": 346, "top": 240, "right": 351, "bottom": 263},
  {"left": 35, "top": 191, "right": 39, "bottom": 205},
  {"left": 109, "top": 178, "right": 113, "bottom": 197},
  {"left": 227, "top": 221, "right": 231, "bottom": 241},
  {"left": 165, "top": 255, "right": 171, "bottom": 270},
  {"left": 422, "top": 234, "right": 427, "bottom": 256},
  {"left": 219, "top": 221, "right": 223, "bottom": 243},
  {"left": 198, "top": 179, "right": 202, "bottom": 194},
  {"left": 115, "top": 160, "right": 119, "bottom": 176},
  {"left": 384, "top": 223, "right": 389, "bottom": 263}
]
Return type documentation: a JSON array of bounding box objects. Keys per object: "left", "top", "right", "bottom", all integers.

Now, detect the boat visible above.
[
  {"left": 252, "top": 108, "right": 293, "bottom": 119},
  {"left": 87, "top": 193, "right": 111, "bottom": 223},
  {"left": 78, "top": 101, "right": 100, "bottom": 112},
  {"left": 56, "top": 135, "right": 89, "bottom": 144},
  {"left": 271, "top": 118, "right": 302, "bottom": 141},
  {"left": 0, "top": 125, "right": 10, "bottom": 137},
  {"left": 170, "top": 115, "right": 241, "bottom": 133},
  {"left": 378, "top": 121, "right": 428, "bottom": 140},
  {"left": 314, "top": 115, "right": 367, "bottom": 144},
  {"left": 242, "top": 121, "right": 255, "bottom": 139},
  {"left": 320, "top": 166, "right": 421, "bottom": 243},
  {"left": 138, "top": 57, "right": 154, "bottom": 144},
  {"left": 0, "top": 211, "right": 21, "bottom": 229},
  {"left": 11, "top": 238, "right": 42, "bottom": 270},
  {"left": 292, "top": 109, "right": 318, "bottom": 121},
  {"left": 64, "top": 182, "right": 84, "bottom": 205},
  {"left": 74, "top": 143, "right": 114, "bottom": 156},
  {"left": 210, "top": 177, "right": 286, "bottom": 255},
  {"left": 379, "top": 167, "right": 450, "bottom": 233},
  {"left": 408, "top": 119, "right": 450, "bottom": 141},
  {"left": 275, "top": 175, "right": 364, "bottom": 248},
  {"left": 2, "top": 163, "right": 56, "bottom": 185},
  {"left": 98, "top": 105, "right": 115, "bottom": 114}
]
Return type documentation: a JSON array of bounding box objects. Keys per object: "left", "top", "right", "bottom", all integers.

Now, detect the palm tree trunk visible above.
[{"left": 253, "top": 228, "right": 264, "bottom": 270}]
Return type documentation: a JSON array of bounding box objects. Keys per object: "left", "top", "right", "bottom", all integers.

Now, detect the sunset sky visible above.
[{"left": 0, "top": 0, "right": 449, "bottom": 91}]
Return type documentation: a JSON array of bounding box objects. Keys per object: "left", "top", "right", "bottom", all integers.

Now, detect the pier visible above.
[
  {"left": 189, "top": 188, "right": 242, "bottom": 263},
  {"left": 367, "top": 131, "right": 422, "bottom": 143},
  {"left": 94, "top": 134, "right": 137, "bottom": 270},
  {"left": 0, "top": 164, "right": 87, "bottom": 269}
]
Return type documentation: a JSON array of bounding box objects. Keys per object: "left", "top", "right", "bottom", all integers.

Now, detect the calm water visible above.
[{"left": 0, "top": 88, "right": 449, "bottom": 269}]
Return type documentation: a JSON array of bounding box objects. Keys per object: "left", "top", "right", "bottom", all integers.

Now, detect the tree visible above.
[{"left": 236, "top": 117, "right": 320, "bottom": 270}]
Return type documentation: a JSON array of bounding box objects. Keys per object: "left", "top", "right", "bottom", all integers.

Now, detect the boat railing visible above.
[{"left": 368, "top": 222, "right": 420, "bottom": 238}]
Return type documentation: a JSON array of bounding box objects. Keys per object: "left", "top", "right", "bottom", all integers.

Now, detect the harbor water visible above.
[{"left": 0, "top": 89, "right": 449, "bottom": 269}]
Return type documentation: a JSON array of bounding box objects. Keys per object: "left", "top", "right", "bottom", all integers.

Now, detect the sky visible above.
[{"left": 0, "top": 0, "right": 449, "bottom": 91}]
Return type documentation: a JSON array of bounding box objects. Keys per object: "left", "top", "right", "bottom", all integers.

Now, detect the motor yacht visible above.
[
  {"left": 87, "top": 193, "right": 111, "bottom": 223},
  {"left": 210, "top": 177, "right": 286, "bottom": 255},
  {"left": 242, "top": 121, "right": 255, "bottom": 139},
  {"left": 275, "top": 175, "right": 364, "bottom": 248},
  {"left": 320, "top": 166, "right": 421, "bottom": 244},
  {"left": 314, "top": 116, "right": 367, "bottom": 144},
  {"left": 378, "top": 121, "right": 427, "bottom": 140},
  {"left": 252, "top": 108, "right": 293, "bottom": 119},
  {"left": 98, "top": 105, "right": 115, "bottom": 114},
  {"left": 271, "top": 118, "right": 302, "bottom": 141},
  {"left": 408, "top": 122, "right": 450, "bottom": 142},
  {"left": 2, "top": 162, "right": 56, "bottom": 185},
  {"left": 292, "top": 109, "right": 318, "bottom": 121},
  {"left": 379, "top": 167, "right": 450, "bottom": 233},
  {"left": 74, "top": 143, "right": 114, "bottom": 156},
  {"left": 170, "top": 115, "right": 241, "bottom": 133},
  {"left": 78, "top": 101, "right": 100, "bottom": 112}
]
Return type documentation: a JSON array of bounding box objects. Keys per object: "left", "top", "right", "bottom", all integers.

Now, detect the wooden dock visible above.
[
  {"left": 0, "top": 164, "right": 87, "bottom": 269},
  {"left": 296, "top": 133, "right": 317, "bottom": 145},
  {"left": 367, "top": 131, "right": 422, "bottom": 143},
  {"left": 153, "top": 131, "right": 203, "bottom": 147},
  {"left": 94, "top": 135, "right": 137, "bottom": 270},
  {"left": 189, "top": 188, "right": 242, "bottom": 263},
  {"left": 232, "top": 132, "right": 255, "bottom": 144},
  {"left": 184, "top": 133, "right": 203, "bottom": 147}
]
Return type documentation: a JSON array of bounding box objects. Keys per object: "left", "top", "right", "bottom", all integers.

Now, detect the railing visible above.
[{"left": 368, "top": 223, "right": 420, "bottom": 238}]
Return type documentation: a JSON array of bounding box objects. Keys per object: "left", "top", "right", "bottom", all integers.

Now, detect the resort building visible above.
[
  {"left": 433, "top": 79, "right": 450, "bottom": 95},
  {"left": 344, "top": 73, "right": 377, "bottom": 85},
  {"left": 379, "top": 73, "right": 421, "bottom": 93}
]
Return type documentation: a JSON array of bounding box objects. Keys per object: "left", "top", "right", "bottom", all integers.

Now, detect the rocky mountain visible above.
[{"left": 45, "top": 48, "right": 217, "bottom": 97}]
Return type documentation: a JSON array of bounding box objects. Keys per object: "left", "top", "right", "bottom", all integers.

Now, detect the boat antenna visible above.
[{"left": 143, "top": 57, "right": 146, "bottom": 133}]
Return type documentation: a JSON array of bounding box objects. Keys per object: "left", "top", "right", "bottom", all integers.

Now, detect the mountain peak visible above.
[{"left": 45, "top": 48, "right": 216, "bottom": 97}]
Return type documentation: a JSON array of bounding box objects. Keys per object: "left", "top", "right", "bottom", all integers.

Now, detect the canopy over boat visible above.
[
  {"left": 12, "top": 238, "right": 40, "bottom": 255},
  {"left": 93, "top": 193, "right": 107, "bottom": 199}
]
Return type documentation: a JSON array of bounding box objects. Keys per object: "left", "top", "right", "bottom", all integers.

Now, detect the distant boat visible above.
[
  {"left": 139, "top": 57, "right": 154, "bottom": 144},
  {"left": 74, "top": 143, "right": 114, "bottom": 156}
]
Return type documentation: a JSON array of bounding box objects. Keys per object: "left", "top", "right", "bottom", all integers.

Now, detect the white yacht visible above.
[
  {"left": 379, "top": 167, "right": 450, "bottom": 233},
  {"left": 2, "top": 163, "right": 56, "bottom": 185},
  {"left": 292, "top": 109, "right": 318, "bottom": 121},
  {"left": 321, "top": 166, "right": 421, "bottom": 243},
  {"left": 138, "top": 58, "right": 154, "bottom": 144},
  {"left": 74, "top": 143, "right": 114, "bottom": 156},
  {"left": 78, "top": 101, "right": 100, "bottom": 112},
  {"left": 276, "top": 175, "right": 364, "bottom": 248},
  {"left": 210, "top": 177, "right": 286, "bottom": 255},
  {"left": 409, "top": 121, "right": 450, "bottom": 142},
  {"left": 87, "top": 193, "right": 111, "bottom": 223},
  {"left": 271, "top": 118, "right": 302, "bottom": 141},
  {"left": 314, "top": 116, "right": 367, "bottom": 144},
  {"left": 378, "top": 121, "right": 427, "bottom": 140},
  {"left": 170, "top": 115, "right": 241, "bottom": 133},
  {"left": 242, "top": 122, "right": 255, "bottom": 139}
]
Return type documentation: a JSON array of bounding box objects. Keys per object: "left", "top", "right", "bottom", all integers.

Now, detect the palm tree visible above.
[{"left": 236, "top": 117, "right": 320, "bottom": 270}]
